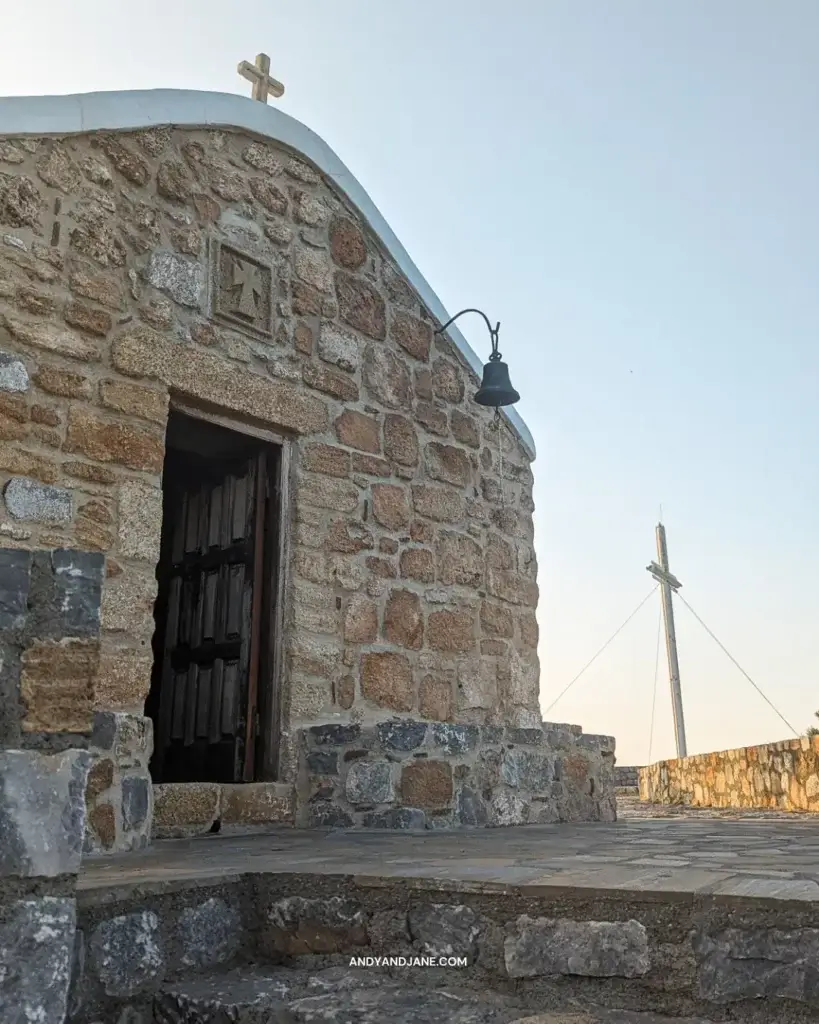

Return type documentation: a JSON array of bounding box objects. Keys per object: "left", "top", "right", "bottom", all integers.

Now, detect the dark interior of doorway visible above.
[{"left": 145, "top": 409, "right": 283, "bottom": 786}]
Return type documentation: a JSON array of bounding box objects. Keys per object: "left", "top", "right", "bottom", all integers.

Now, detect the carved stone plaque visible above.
[{"left": 210, "top": 240, "right": 274, "bottom": 338}]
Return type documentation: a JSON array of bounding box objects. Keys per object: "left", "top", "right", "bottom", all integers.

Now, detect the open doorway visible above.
[{"left": 145, "top": 407, "right": 287, "bottom": 786}]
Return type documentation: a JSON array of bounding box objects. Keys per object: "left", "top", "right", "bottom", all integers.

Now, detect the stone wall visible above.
[
  {"left": 296, "top": 719, "right": 616, "bottom": 828},
  {"left": 640, "top": 736, "right": 819, "bottom": 811},
  {"left": 0, "top": 124, "right": 547, "bottom": 839},
  {"left": 0, "top": 748, "right": 90, "bottom": 1023},
  {"left": 613, "top": 765, "right": 641, "bottom": 790}
]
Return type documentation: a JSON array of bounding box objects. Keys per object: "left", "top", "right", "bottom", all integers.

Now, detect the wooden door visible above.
[{"left": 152, "top": 450, "right": 267, "bottom": 784}]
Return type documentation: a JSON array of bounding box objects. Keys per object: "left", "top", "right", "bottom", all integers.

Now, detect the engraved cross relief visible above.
[
  {"left": 232, "top": 258, "right": 263, "bottom": 319},
  {"left": 211, "top": 241, "right": 274, "bottom": 338}
]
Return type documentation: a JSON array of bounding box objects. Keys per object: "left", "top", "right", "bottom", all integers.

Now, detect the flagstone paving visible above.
[{"left": 80, "top": 812, "right": 819, "bottom": 903}]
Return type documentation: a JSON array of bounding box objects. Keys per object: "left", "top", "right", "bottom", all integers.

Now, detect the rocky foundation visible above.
[{"left": 296, "top": 719, "right": 616, "bottom": 829}]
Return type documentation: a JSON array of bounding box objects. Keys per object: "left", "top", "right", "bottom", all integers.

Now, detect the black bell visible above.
[{"left": 474, "top": 358, "right": 520, "bottom": 408}]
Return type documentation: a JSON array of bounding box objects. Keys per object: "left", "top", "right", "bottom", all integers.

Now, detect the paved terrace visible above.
[{"left": 80, "top": 813, "right": 819, "bottom": 902}]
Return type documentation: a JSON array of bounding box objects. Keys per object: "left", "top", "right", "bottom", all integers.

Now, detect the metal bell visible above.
[{"left": 474, "top": 358, "right": 520, "bottom": 408}]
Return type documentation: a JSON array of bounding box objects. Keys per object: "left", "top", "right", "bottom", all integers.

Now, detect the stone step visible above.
[{"left": 154, "top": 965, "right": 718, "bottom": 1024}]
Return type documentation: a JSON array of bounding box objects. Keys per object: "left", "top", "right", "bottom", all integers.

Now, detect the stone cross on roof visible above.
[{"left": 238, "top": 53, "right": 285, "bottom": 103}]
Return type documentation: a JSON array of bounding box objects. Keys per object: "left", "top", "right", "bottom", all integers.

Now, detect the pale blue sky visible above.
[{"left": 4, "top": 2, "right": 817, "bottom": 765}]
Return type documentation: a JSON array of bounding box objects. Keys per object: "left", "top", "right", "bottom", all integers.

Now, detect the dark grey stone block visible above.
[
  {"left": 457, "top": 787, "right": 488, "bottom": 827},
  {"left": 0, "top": 897, "right": 76, "bottom": 1024},
  {"left": 694, "top": 926, "right": 819, "bottom": 1004},
  {"left": 0, "top": 749, "right": 91, "bottom": 877},
  {"left": 307, "top": 750, "right": 338, "bottom": 775},
  {"left": 505, "top": 727, "right": 543, "bottom": 746},
  {"left": 345, "top": 760, "right": 394, "bottom": 805},
  {"left": 0, "top": 641, "right": 22, "bottom": 747},
  {"left": 408, "top": 902, "right": 482, "bottom": 960},
  {"left": 51, "top": 549, "right": 104, "bottom": 637},
  {"left": 178, "top": 897, "right": 242, "bottom": 968},
  {"left": 308, "top": 803, "right": 353, "bottom": 828},
  {"left": 505, "top": 915, "right": 650, "bottom": 979},
  {"left": 90, "top": 710, "right": 117, "bottom": 752},
  {"left": 430, "top": 724, "right": 479, "bottom": 755},
  {"left": 480, "top": 725, "right": 503, "bottom": 745},
  {"left": 362, "top": 807, "right": 427, "bottom": 830},
  {"left": 156, "top": 967, "right": 296, "bottom": 1023},
  {"left": 308, "top": 723, "right": 361, "bottom": 746},
  {"left": 500, "top": 749, "right": 554, "bottom": 792},
  {"left": 0, "top": 549, "right": 31, "bottom": 633},
  {"left": 89, "top": 911, "right": 164, "bottom": 997},
  {"left": 376, "top": 720, "right": 427, "bottom": 751},
  {"left": 122, "top": 776, "right": 150, "bottom": 831}
]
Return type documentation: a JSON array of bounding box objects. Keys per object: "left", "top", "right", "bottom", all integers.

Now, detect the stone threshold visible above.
[{"left": 152, "top": 781, "right": 294, "bottom": 838}]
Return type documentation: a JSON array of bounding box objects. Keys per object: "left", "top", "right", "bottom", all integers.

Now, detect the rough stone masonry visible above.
[{"left": 0, "top": 116, "right": 614, "bottom": 843}]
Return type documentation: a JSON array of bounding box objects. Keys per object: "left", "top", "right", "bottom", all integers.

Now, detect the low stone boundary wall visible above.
[
  {"left": 614, "top": 765, "right": 641, "bottom": 789},
  {"left": 640, "top": 736, "right": 819, "bottom": 811},
  {"left": 71, "top": 869, "right": 819, "bottom": 1022},
  {"left": 295, "top": 719, "right": 617, "bottom": 828}
]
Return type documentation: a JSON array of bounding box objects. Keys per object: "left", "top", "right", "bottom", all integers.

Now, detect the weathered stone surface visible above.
[
  {"left": 344, "top": 595, "right": 378, "bottom": 643},
  {"left": 419, "top": 675, "right": 453, "bottom": 721},
  {"left": 384, "top": 588, "right": 424, "bottom": 649},
  {"left": 416, "top": 401, "right": 449, "bottom": 436},
  {"left": 384, "top": 413, "right": 419, "bottom": 466},
  {"left": 451, "top": 409, "right": 481, "bottom": 448},
  {"left": 432, "top": 358, "right": 465, "bottom": 403},
  {"left": 153, "top": 782, "right": 220, "bottom": 833},
  {"left": 335, "top": 409, "right": 380, "bottom": 453},
  {"left": 222, "top": 783, "right": 293, "bottom": 826},
  {"left": 437, "top": 531, "right": 483, "bottom": 587},
  {"left": 501, "top": 749, "right": 554, "bottom": 792},
  {"left": 0, "top": 897, "right": 76, "bottom": 1024},
  {"left": 693, "top": 925, "right": 819, "bottom": 1005},
  {"left": 457, "top": 786, "right": 488, "bottom": 826},
  {"left": 2, "top": 312, "right": 99, "bottom": 361},
  {"left": 346, "top": 760, "right": 395, "bottom": 805},
  {"left": 0, "top": 351, "right": 29, "bottom": 392},
  {"left": 0, "top": 749, "right": 90, "bottom": 877},
  {"left": 308, "top": 723, "right": 361, "bottom": 746},
  {"left": 400, "top": 547, "right": 435, "bottom": 583},
  {"left": 100, "top": 378, "right": 168, "bottom": 425},
  {"left": 401, "top": 760, "right": 453, "bottom": 809},
  {"left": 408, "top": 903, "right": 481, "bottom": 958},
  {"left": 330, "top": 217, "right": 367, "bottom": 269},
  {"left": 318, "top": 323, "right": 360, "bottom": 372},
  {"left": 505, "top": 916, "right": 650, "bottom": 979},
  {"left": 457, "top": 659, "right": 497, "bottom": 711},
  {"left": 266, "top": 896, "right": 368, "bottom": 954},
  {"left": 335, "top": 271, "right": 385, "bottom": 339},
  {"left": 20, "top": 640, "right": 97, "bottom": 733},
  {"left": 118, "top": 479, "right": 163, "bottom": 561},
  {"left": 145, "top": 248, "right": 203, "bottom": 307},
  {"left": 65, "top": 406, "right": 164, "bottom": 472},
  {"left": 362, "top": 807, "right": 427, "bottom": 829},
  {"left": 481, "top": 600, "right": 514, "bottom": 638},
  {"left": 427, "top": 610, "right": 475, "bottom": 653},
  {"left": 361, "top": 652, "right": 414, "bottom": 711},
  {"left": 156, "top": 967, "right": 295, "bottom": 1023},
  {"left": 432, "top": 723, "right": 480, "bottom": 755},
  {"left": 426, "top": 443, "right": 472, "bottom": 487},
  {"left": 89, "top": 910, "right": 164, "bottom": 996},
  {"left": 302, "top": 361, "right": 358, "bottom": 402},
  {"left": 121, "top": 775, "right": 150, "bottom": 830},
  {"left": 377, "top": 720, "right": 427, "bottom": 751},
  {"left": 363, "top": 344, "right": 411, "bottom": 409},
  {"left": 299, "top": 473, "right": 359, "bottom": 514},
  {"left": 179, "top": 898, "right": 242, "bottom": 968},
  {"left": 112, "top": 326, "right": 329, "bottom": 435},
  {"left": 391, "top": 310, "right": 432, "bottom": 362},
  {"left": 4, "top": 476, "right": 72, "bottom": 523},
  {"left": 372, "top": 483, "right": 410, "bottom": 531},
  {"left": 412, "top": 484, "right": 464, "bottom": 523}
]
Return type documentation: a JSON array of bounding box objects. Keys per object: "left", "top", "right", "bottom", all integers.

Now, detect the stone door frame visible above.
[{"left": 163, "top": 397, "right": 293, "bottom": 782}]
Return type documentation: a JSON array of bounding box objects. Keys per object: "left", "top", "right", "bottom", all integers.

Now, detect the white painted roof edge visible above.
[{"left": 0, "top": 88, "right": 535, "bottom": 458}]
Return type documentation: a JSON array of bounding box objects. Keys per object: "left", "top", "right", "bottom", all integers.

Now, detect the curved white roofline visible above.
[{"left": 0, "top": 88, "right": 534, "bottom": 457}]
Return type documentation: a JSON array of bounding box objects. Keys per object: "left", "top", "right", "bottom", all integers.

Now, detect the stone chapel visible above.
[{"left": 0, "top": 60, "right": 615, "bottom": 852}]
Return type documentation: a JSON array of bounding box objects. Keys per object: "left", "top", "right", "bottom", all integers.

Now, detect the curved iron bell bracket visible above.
[{"left": 434, "top": 308, "right": 520, "bottom": 408}]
